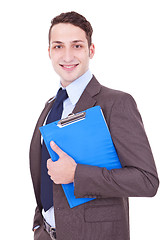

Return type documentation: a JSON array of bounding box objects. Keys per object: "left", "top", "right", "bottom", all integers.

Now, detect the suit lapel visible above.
[
  {"left": 30, "top": 99, "right": 54, "bottom": 207},
  {"left": 73, "top": 75, "right": 101, "bottom": 113},
  {"left": 31, "top": 100, "right": 54, "bottom": 146}
]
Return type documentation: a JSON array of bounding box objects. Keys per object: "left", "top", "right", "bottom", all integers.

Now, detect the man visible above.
[{"left": 30, "top": 11, "right": 159, "bottom": 240}]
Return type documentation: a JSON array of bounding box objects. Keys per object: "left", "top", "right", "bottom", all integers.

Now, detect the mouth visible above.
[{"left": 59, "top": 64, "right": 79, "bottom": 71}]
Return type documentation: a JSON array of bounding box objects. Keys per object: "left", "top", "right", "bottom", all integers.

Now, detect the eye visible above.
[
  {"left": 74, "top": 44, "right": 82, "bottom": 49},
  {"left": 54, "top": 45, "right": 62, "bottom": 49}
]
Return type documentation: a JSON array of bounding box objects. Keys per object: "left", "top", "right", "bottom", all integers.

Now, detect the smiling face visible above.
[{"left": 48, "top": 23, "right": 95, "bottom": 87}]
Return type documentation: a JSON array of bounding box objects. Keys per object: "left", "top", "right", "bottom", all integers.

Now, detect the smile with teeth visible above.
[{"left": 60, "top": 64, "right": 79, "bottom": 71}]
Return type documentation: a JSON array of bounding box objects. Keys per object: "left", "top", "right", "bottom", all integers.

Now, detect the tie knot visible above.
[{"left": 55, "top": 88, "right": 68, "bottom": 105}]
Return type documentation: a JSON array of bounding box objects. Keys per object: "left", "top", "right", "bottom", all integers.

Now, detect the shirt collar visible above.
[{"left": 60, "top": 69, "right": 93, "bottom": 105}]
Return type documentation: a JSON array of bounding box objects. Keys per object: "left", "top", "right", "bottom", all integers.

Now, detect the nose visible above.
[{"left": 63, "top": 47, "right": 74, "bottom": 63}]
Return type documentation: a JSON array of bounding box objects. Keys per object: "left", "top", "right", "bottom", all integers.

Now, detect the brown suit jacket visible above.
[{"left": 30, "top": 76, "right": 159, "bottom": 240}]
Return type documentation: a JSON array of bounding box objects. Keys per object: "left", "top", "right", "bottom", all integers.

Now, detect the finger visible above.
[
  {"left": 50, "top": 141, "right": 65, "bottom": 158},
  {"left": 47, "top": 158, "right": 53, "bottom": 170}
]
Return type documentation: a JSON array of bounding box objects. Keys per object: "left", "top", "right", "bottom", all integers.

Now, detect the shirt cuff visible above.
[{"left": 33, "top": 225, "right": 40, "bottom": 231}]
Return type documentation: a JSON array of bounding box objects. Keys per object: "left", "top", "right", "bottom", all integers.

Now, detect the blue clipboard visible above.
[{"left": 39, "top": 106, "right": 122, "bottom": 208}]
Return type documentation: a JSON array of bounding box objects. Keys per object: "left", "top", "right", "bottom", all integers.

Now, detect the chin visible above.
[
  {"left": 62, "top": 73, "right": 79, "bottom": 81},
  {"left": 62, "top": 78, "right": 76, "bottom": 86}
]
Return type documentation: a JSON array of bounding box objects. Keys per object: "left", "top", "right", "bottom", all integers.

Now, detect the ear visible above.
[
  {"left": 48, "top": 47, "right": 51, "bottom": 59},
  {"left": 89, "top": 43, "right": 95, "bottom": 59}
]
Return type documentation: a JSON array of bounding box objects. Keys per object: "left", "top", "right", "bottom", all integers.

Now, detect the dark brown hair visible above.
[{"left": 48, "top": 11, "right": 93, "bottom": 47}]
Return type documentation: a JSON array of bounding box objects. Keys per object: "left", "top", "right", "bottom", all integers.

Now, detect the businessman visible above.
[{"left": 30, "top": 11, "right": 159, "bottom": 240}]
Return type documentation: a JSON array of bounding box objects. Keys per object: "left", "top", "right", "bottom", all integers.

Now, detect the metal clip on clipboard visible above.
[{"left": 58, "top": 112, "right": 86, "bottom": 127}]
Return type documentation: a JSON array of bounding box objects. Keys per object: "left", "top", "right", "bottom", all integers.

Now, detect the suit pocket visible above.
[{"left": 84, "top": 204, "right": 122, "bottom": 223}]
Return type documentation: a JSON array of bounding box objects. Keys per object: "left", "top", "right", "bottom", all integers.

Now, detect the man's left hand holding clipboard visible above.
[{"left": 47, "top": 141, "right": 77, "bottom": 184}]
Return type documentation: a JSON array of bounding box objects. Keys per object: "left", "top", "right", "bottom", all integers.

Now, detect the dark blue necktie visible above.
[{"left": 41, "top": 88, "right": 68, "bottom": 211}]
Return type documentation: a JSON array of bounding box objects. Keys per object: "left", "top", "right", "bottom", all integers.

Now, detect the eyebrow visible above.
[
  {"left": 51, "top": 41, "right": 63, "bottom": 44},
  {"left": 72, "top": 40, "right": 85, "bottom": 43},
  {"left": 51, "top": 40, "right": 85, "bottom": 45}
]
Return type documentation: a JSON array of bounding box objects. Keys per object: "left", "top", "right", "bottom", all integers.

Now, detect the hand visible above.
[{"left": 47, "top": 141, "right": 77, "bottom": 184}]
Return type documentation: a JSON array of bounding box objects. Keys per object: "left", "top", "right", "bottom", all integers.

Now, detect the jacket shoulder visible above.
[
  {"left": 101, "top": 84, "right": 134, "bottom": 102},
  {"left": 91, "top": 76, "right": 134, "bottom": 103},
  {"left": 95, "top": 82, "right": 137, "bottom": 113}
]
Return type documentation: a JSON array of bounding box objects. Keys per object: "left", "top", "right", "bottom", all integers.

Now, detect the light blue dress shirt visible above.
[{"left": 42, "top": 69, "right": 93, "bottom": 228}]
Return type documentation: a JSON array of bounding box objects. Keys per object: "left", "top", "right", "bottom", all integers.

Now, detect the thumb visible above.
[{"left": 50, "top": 141, "right": 65, "bottom": 158}]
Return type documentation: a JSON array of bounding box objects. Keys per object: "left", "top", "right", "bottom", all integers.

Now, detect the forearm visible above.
[{"left": 74, "top": 163, "right": 159, "bottom": 199}]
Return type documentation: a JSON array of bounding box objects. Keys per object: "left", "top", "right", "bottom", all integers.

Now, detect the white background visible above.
[{"left": 0, "top": 0, "right": 160, "bottom": 239}]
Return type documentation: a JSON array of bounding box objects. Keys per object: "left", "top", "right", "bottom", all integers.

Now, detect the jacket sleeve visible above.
[
  {"left": 74, "top": 94, "right": 159, "bottom": 199},
  {"left": 32, "top": 206, "right": 43, "bottom": 231}
]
